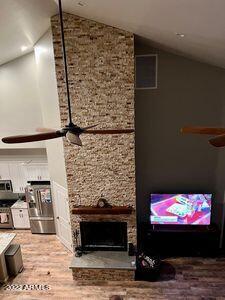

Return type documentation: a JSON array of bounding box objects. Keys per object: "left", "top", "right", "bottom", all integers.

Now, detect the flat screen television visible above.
[{"left": 150, "top": 194, "right": 212, "bottom": 225}]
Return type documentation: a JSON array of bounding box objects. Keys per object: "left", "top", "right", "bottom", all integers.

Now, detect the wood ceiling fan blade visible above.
[
  {"left": 2, "top": 131, "right": 64, "bottom": 144},
  {"left": 83, "top": 129, "right": 135, "bottom": 134},
  {"left": 36, "top": 127, "right": 57, "bottom": 133},
  {"left": 82, "top": 124, "right": 98, "bottom": 130},
  {"left": 209, "top": 134, "right": 225, "bottom": 147},
  {"left": 66, "top": 132, "right": 82, "bottom": 146},
  {"left": 181, "top": 126, "right": 225, "bottom": 135}
]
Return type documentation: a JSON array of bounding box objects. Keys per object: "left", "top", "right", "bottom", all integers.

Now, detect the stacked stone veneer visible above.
[
  {"left": 73, "top": 268, "right": 134, "bottom": 282},
  {"left": 51, "top": 13, "right": 136, "bottom": 280}
]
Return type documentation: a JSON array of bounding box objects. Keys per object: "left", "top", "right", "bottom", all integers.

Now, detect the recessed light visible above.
[
  {"left": 21, "top": 46, "right": 28, "bottom": 52},
  {"left": 175, "top": 33, "right": 185, "bottom": 38}
]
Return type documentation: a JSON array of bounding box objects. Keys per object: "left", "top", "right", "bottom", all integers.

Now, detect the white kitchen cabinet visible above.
[
  {"left": 26, "top": 163, "right": 50, "bottom": 181},
  {"left": 0, "top": 160, "right": 50, "bottom": 193},
  {"left": 8, "top": 163, "right": 27, "bottom": 193},
  {"left": 11, "top": 208, "right": 30, "bottom": 229},
  {"left": 0, "top": 163, "right": 10, "bottom": 180}
]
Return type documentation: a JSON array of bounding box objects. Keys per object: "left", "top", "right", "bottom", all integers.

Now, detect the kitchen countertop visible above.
[
  {"left": 11, "top": 200, "right": 28, "bottom": 209},
  {"left": 0, "top": 233, "right": 16, "bottom": 255}
]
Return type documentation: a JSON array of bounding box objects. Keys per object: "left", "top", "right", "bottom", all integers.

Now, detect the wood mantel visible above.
[{"left": 72, "top": 206, "right": 133, "bottom": 215}]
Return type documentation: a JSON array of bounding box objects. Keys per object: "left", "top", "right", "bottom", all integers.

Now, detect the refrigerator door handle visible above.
[
  {"left": 33, "top": 189, "right": 40, "bottom": 214},
  {"left": 34, "top": 189, "right": 42, "bottom": 215},
  {"left": 37, "top": 190, "right": 43, "bottom": 215}
]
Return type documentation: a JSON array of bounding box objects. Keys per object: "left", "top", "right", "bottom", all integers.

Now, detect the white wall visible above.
[
  {"left": 34, "top": 29, "right": 70, "bottom": 247},
  {"left": 34, "top": 29, "right": 67, "bottom": 189},
  {"left": 0, "top": 52, "right": 45, "bottom": 149},
  {"left": 0, "top": 28, "right": 67, "bottom": 188}
]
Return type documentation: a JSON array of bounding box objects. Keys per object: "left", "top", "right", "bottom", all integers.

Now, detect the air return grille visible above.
[{"left": 135, "top": 54, "right": 157, "bottom": 89}]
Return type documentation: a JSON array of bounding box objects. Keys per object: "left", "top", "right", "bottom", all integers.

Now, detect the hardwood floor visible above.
[{"left": 1, "top": 230, "right": 225, "bottom": 299}]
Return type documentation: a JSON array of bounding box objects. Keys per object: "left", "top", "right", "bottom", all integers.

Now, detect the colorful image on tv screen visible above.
[{"left": 150, "top": 194, "right": 212, "bottom": 225}]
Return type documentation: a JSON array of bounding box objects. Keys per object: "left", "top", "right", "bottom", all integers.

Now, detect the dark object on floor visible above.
[
  {"left": 109, "top": 296, "right": 123, "bottom": 300},
  {"left": 135, "top": 252, "right": 161, "bottom": 281},
  {"left": 5, "top": 244, "right": 23, "bottom": 276},
  {"left": 138, "top": 252, "right": 161, "bottom": 269},
  {"left": 158, "top": 262, "right": 176, "bottom": 281},
  {"left": 47, "top": 271, "right": 51, "bottom": 275}
]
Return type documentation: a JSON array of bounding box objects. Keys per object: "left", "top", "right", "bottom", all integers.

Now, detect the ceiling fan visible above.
[
  {"left": 181, "top": 126, "right": 225, "bottom": 147},
  {"left": 2, "top": 0, "right": 134, "bottom": 146}
]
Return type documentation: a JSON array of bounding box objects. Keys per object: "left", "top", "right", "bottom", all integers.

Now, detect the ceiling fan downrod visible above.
[{"left": 58, "top": 0, "right": 73, "bottom": 126}]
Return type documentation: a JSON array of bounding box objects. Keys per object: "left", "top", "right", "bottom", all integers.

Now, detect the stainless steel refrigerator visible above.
[{"left": 26, "top": 184, "right": 56, "bottom": 234}]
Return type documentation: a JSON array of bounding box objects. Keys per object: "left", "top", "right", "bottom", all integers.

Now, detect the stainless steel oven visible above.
[
  {"left": 0, "top": 180, "right": 13, "bottom": 193},
  {"left": 0, "top": 206, "right": 14, "bottom": 229},
  {"left": 0, "top": 193, "right": 18, "bottom": 229}
]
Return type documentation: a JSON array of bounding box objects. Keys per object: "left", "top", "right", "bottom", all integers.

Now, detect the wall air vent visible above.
[{"left": 135, "top": 54, "right": 158, "bottom": 89}]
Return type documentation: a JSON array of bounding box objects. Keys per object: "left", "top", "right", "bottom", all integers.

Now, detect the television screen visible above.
[{"left": 150, "top": 194, "right": 212, "bottom": 225}]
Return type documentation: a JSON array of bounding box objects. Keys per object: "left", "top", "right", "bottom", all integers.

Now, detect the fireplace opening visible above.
[{"left": 80, "top": 221, "right": 127, "bottom": 251}]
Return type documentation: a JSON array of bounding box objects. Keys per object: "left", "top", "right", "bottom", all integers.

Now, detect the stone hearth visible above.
[{"left": 70, "top": 251, "right": 136, "bottom": 281}]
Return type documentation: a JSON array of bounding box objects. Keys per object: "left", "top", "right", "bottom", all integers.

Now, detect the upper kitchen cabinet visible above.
[
  {"left": 26, "top": 163, "right": 50, "bottom": 181},
  {"left": 8, "top": 162, "right": 27, "bottom": 193},
  {"left": 0, "top": 162, "right": 10, "bottom": 180},
  {"left": 0, "top": 160, "right": 50, "bottom": 193}
]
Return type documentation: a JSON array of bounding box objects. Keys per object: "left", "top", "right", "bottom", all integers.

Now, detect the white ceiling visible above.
[
  {"left": 1, "top": 0, "right": 225, "bottom": 68},
  {"left": 0, "top": 0, "right": 57, "bottom": 65}
]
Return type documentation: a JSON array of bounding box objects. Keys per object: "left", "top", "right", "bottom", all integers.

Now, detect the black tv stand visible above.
[
  {"left": 151, "top": 224, "right": 217, "bottom": 233},
  {"left": 140, "top": 223, "right": 220, "bottom": 257}
]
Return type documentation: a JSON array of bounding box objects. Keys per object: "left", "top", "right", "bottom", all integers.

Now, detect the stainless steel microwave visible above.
[{"left": 0, "top": 180, "right": 13, "bottom": 192}]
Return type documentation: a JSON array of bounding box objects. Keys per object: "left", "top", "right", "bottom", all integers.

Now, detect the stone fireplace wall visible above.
[{"left": 51, "top": 13, "right": 136, "bottom": 248}]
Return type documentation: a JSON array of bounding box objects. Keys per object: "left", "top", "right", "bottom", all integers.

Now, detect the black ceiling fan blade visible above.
[
  {"left": 2, "top": 131, "right": 64, "bottom": 144},
  {"left": 209, "top": 134, "right": 225, "bottom": 147},
  {"left": 181, "top": 126, "right": 225, "bottom": 135},
  {"left": 83, "top": 129, "right": 134, "bottom": 134}
]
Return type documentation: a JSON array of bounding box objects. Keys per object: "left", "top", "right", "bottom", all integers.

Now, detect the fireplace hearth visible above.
[{"left": 80, "top": 221, "right": 128, "bottom": 251}]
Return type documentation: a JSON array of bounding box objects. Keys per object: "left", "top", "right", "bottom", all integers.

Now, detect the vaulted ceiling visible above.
[
  {"left": 0, "top": 0, "right": 57, "bottom": 65},
  {"left": 1, "top": 0, "right": 225, "bottom": 68}
]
